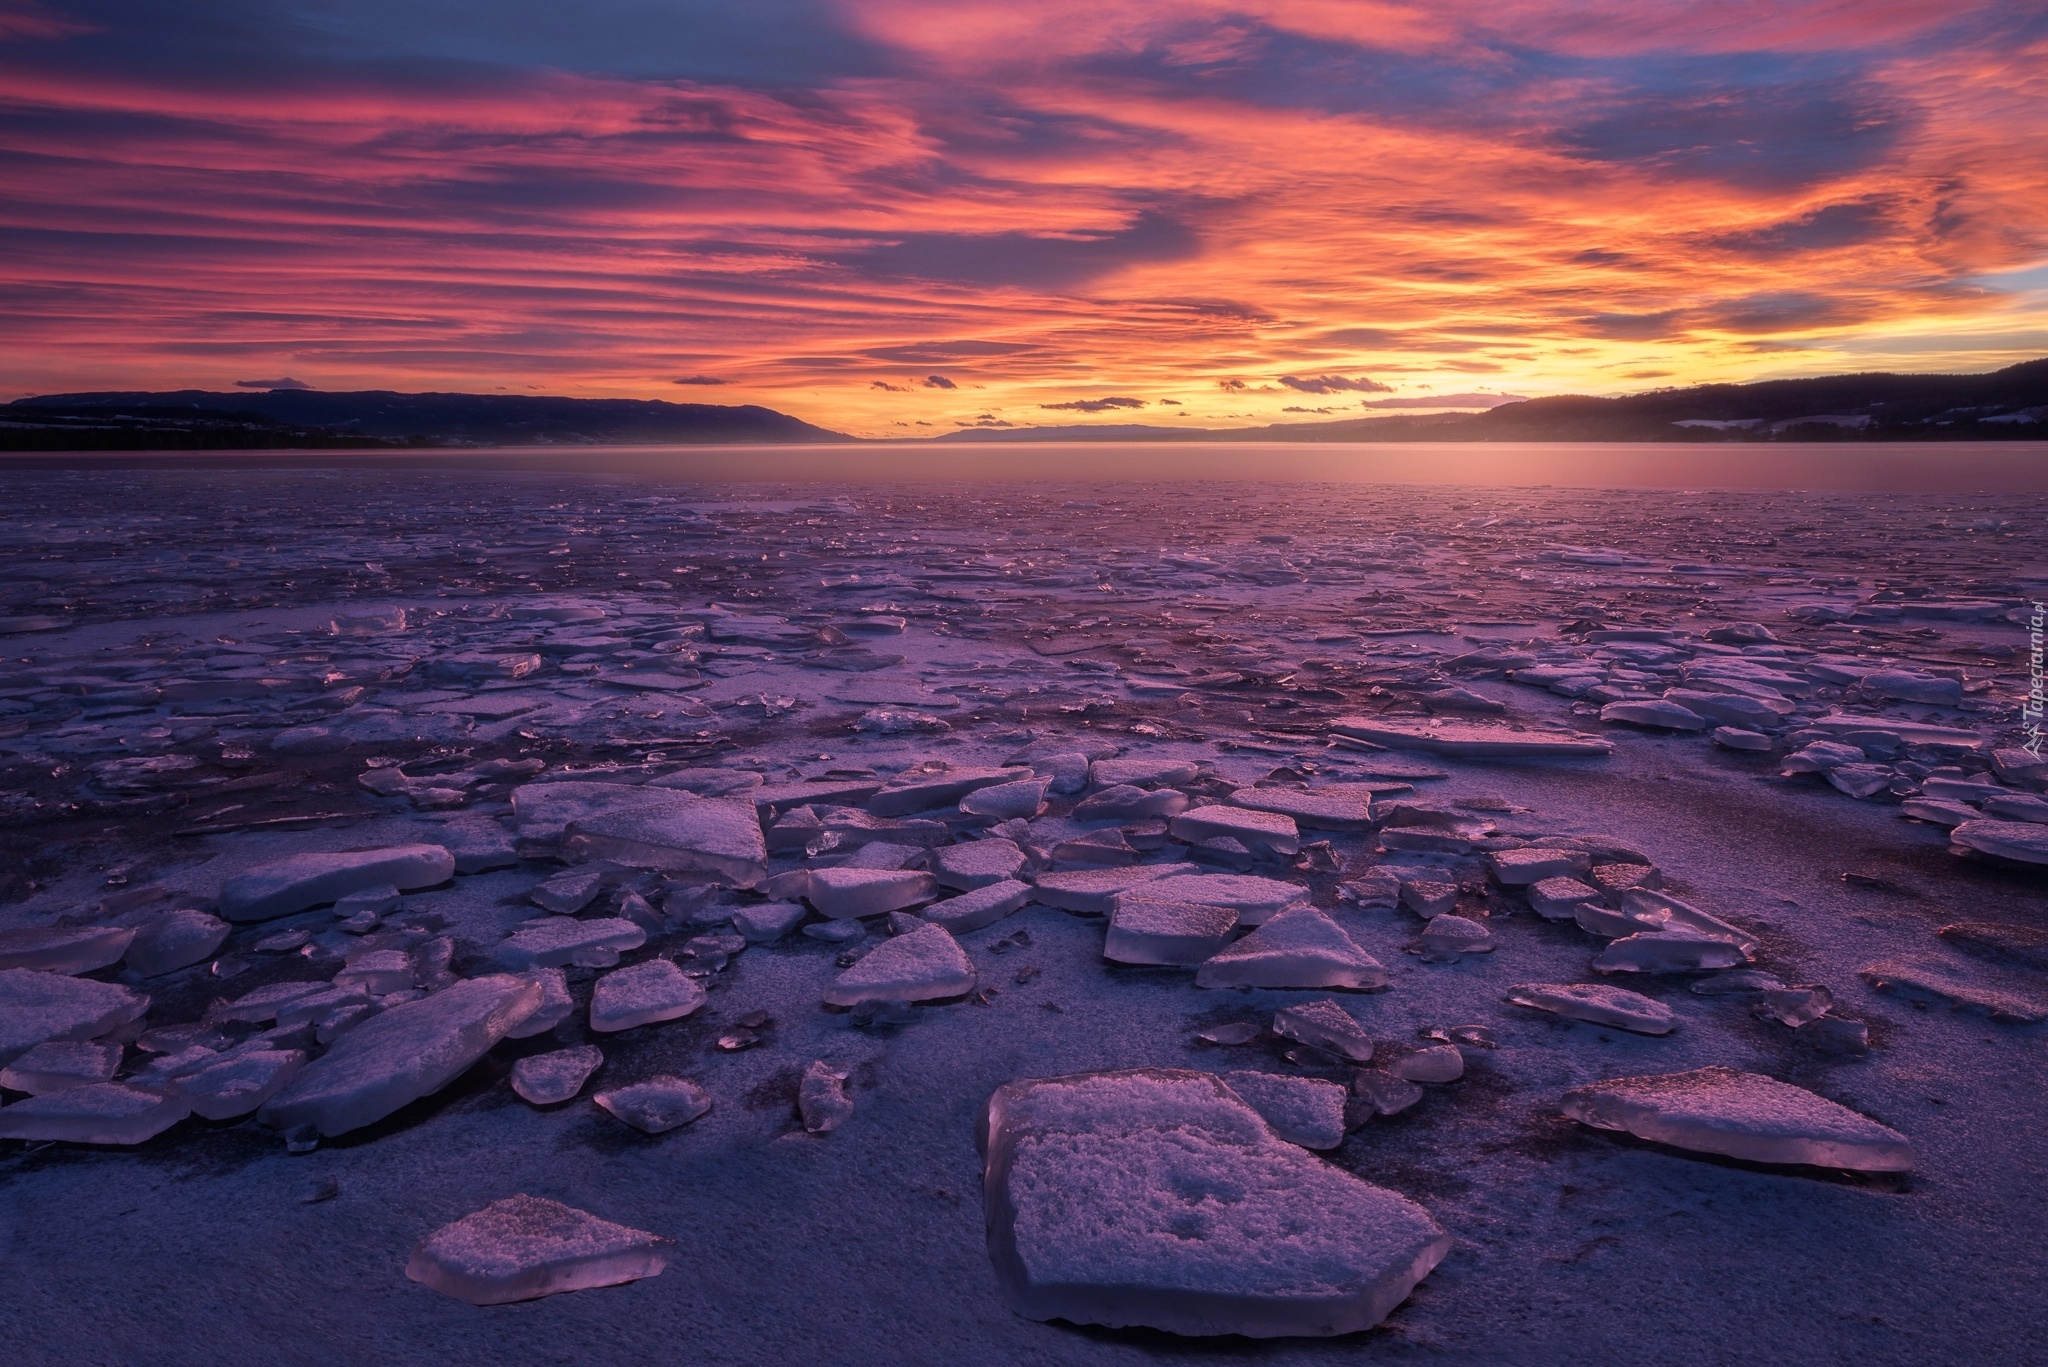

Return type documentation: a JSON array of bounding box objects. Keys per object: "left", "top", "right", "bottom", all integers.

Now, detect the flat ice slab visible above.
[
  {"left": 588, "top": 959, "right": 707, "bottom": 1032},
  {"left": 259, "top": 975, "right": 543, "bottom": 1137},
  {"left": 825, "top": 923, "right": 974, "bottom": 1006},
  {"left": 563, "top": 794, "right": 767, "bottom": 888},
  {"left": 1196, "top": 907, "right": 1387, "bottom": 990},
  {"left": 1561, "top": 1066, "right": 1914, "bottom": 1170},
  {"left": 0, "top": 969, "right": 148, "bottom": 1066},
  {"left": 0, "top": 1082, "right": 190, "bottom": 1145},
  {"left": 218, "top": 845, "right": 455, "bottom": 922},
  {"left": 980, "top": 1068, "right": 1450, "bottom": 1337},
  {"left": 1329, "top": 718, "right": 1613, "bottom": 757},
  {"left": 406, "top": 1195, "right": 669, "bottom": 1305},
  {"left": 1507, "top": 982, "right": 1677, "bottom": 1034}
]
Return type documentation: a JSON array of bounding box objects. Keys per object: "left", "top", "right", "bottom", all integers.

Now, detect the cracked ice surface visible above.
[{"left": 0, "top": 468, "right": 2044, "bottom": 1360}]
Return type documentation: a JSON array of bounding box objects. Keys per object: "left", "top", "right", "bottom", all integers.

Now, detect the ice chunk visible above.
[
  {"left": 1484, "top": 848, "right": 1590, "bottom": 886},
  {"left": 1950, "top": 819, "right": 2048, "bottom": 866},
  {"left": 336, "top": 949, "right": 415, "bottom": 995},
  {"left": 1398, "top": 880, "right": 1457, "bottom": 917},
  {"left": 1600, "top": 700, "right": 1710, "bottom": 731},
  {"left": 494, "top": 918, "right": 646, "bottom": 970},
  {"left": 510, "top": 1046, "right": 604, "bottom": 1105},
  {"left": 1387, "top": 1043, "right": 1463, "bottom": 1084},
  {"left": 531, "top": 869, "right": 605, "bottom": 915},
  {"left": 123, "top": 909, "right": 230, "bottom": 977},
  {"left": 1169, "top": 805, "right": 1301, "bottom": 856},
  {"left": 824, "top": 922, "right": 974, "bottom": 1006},
  {"left": 176, "top": 1049, "right": 306, "bottom": 1119},
  {"left": 1594, "top": 929, "right": 1750, "bottom": 974},
  {"left": 869, "top": 766, "right": 1030, "bottom": 816},
  {"left": 218, "top": 844, "right": 454, "bottom": 922},
  {"left": 1350, "top": 1070, "right": 1423, "bottom": 1118},
  {"left": 437, "top": 818, "right": 522, "bottom": 873},
  {"left": 1561, "top": 1066, "right": 1913, "bottom": 1171},
  {"left": 1124, "top": 872, "right": 1306, "bottom": 926},
  {"left": 506, "top": 968, "right": 573, "bottom": 1038},
  {"left": 1412, "top": 914, "right": 1493, "bottom": 958},
  {"left": 1104, "top": 898, "right": 1237, "bottom": 966},
  {"left": 732, "top": 901, "right": 807, "bottom": 943},
  {"left": 1857, "top": 957, "right": 2048, "bottom": 1023},
  {"left": 981, "top": 1068, "right": 1450, "bottom": 1337},
  {"left": 1074, "top": 785, "right": 1188, "bottom": 820},
  {"left": 0, "top": 969, "right": 148, "bottom": 1066},
  {"left": 405, "top": 1195, "right": 668, "bottom": 1305},
  {"left": 1270, "top": 998, "right": 1374, "bottom": 1062},
  {"left": 1754, "top": 985, "right": 1833, "bottom": 1027},
  {"left": 1090, "top": 757, "right": 1200, "bottom": 788},
  {"left": 1506, "top": 983, "right": 1676, "bottom": 1034},
  {"left": 1222, "top": 1071, "right": 1348, "bottom": 1148},
  {"left": 593, "top": 1076, "right": 711, "bottom": 1133},
  {"left": 564, "top": 795, "right": 768, "bottom": 888},
  {"left": 589, "top": 960, "right": 706, "bottom": 1032},
  {"left": 0, "top": 1039, "right": 121, "bottom": 1094},
  {"left": 799, "top": 1060, "right": 854, "bottom": 1133},
  {"left": 1197, "top": 908, "right": 1387, "bottom": 990},
  {"left": 0, "top": 1082, "right": 189, "bottom": 1145},
  {"left": 933, "top": 838, "right": 1027, "bottom": 890},
  {"left": 1527, "top": 877, "right": 1600, "bottom": 921},
  {"left": 1028, "top": 862, "right": 1198, "bottom": 914},
  {"left": 1712, "top": 726, "right": 1773, "bottom": 751},
  {"left": 961, "top": 778, "right": 1051, "bottom": 820},
  {"left": 805, "top": 868, "right": 936, "bottom": 920},
  {"left": 920, "top": 880, "right": 1032, "bottom": 934},
  {"left": 1330, "top": 718, "right": 1611, "bottom": 757},
  {"left": 258, "top": 974, "right": 543, "bottom": 1137},
  {"left": 1227, "top": 787, "right": 1374, "bottom": 832},
  {"left": 0, "top": 925, "right": 136, "bottom": 975},
  {"left": 211, "top": 979, "right": 327, "bottom": 1025}
]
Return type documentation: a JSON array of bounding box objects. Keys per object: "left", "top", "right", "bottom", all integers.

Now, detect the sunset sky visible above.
[{"left": 3, "top": 0, "right": 2046, "bottom": 436}]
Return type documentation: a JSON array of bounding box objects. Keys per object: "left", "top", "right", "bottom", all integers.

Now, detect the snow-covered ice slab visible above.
[
  {"left": 589, "top": 959, "right": 707, "bottom": 1032},
  {"left": 0, "top": 969, "right": 148, "bottom": 1066},
  {"left": 980, "top": 1068, "right": 1450, "bottom": 1337},
  {"left": 176, "top": 1049, "right": 306, "bottom": 1120},
  {"left": 1562, "top": 1066, "right": 1913, "bottom": 1171},
  {"left": 259, "top": 975, "right": 543, "bottom": 1137},
  {"left": 1104, "top": 898, "right": 1237, "bottom": 966},
  {"left": 564, "top": 794, "right": 767, "bottom": 887},
  {"left": 921, "top": 880, "right": 1031, "bottom": 934},
  {"left": 1270, "top": 999, "right": 1375, "bottom": 1062},
  {"left": 0, "top": 1039, "right": 120, "bottom": 1093},
  {"left": 0, "top": 1082, "right": 189, "bottom": 1145},
  {"left": 1221, "top": 1071, "right": 1348, "bottom": 1149},
  {"left": 1506, "top": 982, "right": 1677, "bottom": 1034},
  {"left": 1196, "top": 908, "right": 1387, "bottom": 990},
  {"left": 218, "top": 845, "right": 455, "bottom": 922},
  {"left": 805, "top": 868, "right": 936, "bottom": 920},
  {"left": 1949, "top": 820, "right": 2048, "bottom": 866},
  {"left": 1169, "top": 805, "right": 1301, "bottom": 856},
  {"left": 0, "top": 925, "right": 136, "bottom": 975},
  {"left": 494, "top": 918, "right": 646, "bottom": 970},
  {"left": 1029, "top": 863, "right": 1199, "bottom": 913},
  {"left": 406, "top": 1195, "right": 669, "bottom": 1305},
  {"left": 825, "top": 923, "right": 974, "bottom": 1006},
  {"left": 593, "top": 1076, "right": 711, "bottom": 1133},
  {"left": 1226, "top": 787, "right": 1374, "bottom": 832},
  {"left": 123, "top": 909, "right": 229, "bottom": 977},
  {"left": 510, "top": 1046, "right": 603, "bottom": 1105},
  {"left": 1329, "top": 718, "right": 1613, "bottom": 757},
  {"left": 1124, "top": 873, "right": 1306, "bottom": 926}
]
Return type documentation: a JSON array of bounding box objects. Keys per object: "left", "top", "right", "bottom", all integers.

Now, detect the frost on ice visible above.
[
  {"left": 980, "top": 1068, "right": 1450, "bottom": 1337},
  {"left": 406, "top": 1195, "right": 669, "bottom": 1305},
  {"left": 1562, "top": 1066, "right": 1914, "bottom": 1171}
]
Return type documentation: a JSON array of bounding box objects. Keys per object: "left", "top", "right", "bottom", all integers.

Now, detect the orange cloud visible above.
[{"left": 0, "top": 1, "right": 2043, "bottom": 436}]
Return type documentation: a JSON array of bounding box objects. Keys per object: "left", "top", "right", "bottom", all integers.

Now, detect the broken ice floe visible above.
[
  {"left": 980, "top": 1068, "right": 1450, "bottom": 1337},
  {"left": 1561, "top": 1066, "right": 1912, "bottom": 1171},
  {"left": 406, "top": 1195, "right": 668, "bottom": 1305}
]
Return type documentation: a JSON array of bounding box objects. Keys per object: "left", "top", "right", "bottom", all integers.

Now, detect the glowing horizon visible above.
[{"left": 3, "top": 0, "right": 2046, "bottom": 437}]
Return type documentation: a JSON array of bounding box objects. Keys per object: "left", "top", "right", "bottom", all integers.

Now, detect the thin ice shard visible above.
[{"left": 406, "top": 1195, "right": 669, "bottom": 1305}]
